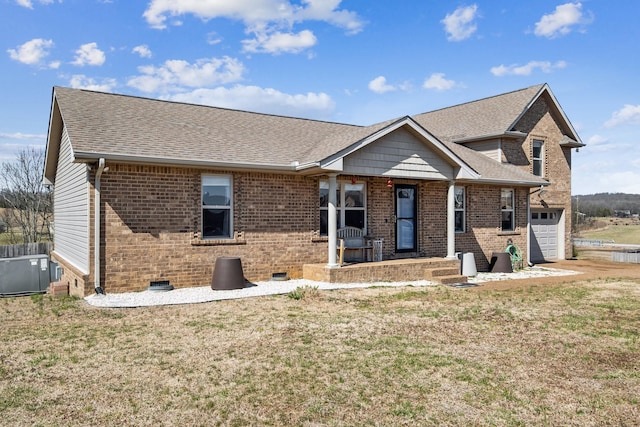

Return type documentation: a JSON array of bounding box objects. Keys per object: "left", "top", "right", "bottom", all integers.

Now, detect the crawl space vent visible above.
[{"left": 148, "top": 280, "right": 174, "bottom": 291}]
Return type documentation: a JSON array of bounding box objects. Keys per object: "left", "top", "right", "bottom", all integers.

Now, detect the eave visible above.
[
  {"left": 453, "top": 131, "right": 528, "bottom": 144},
  {"left": 72, "top": 151, "right": 300, "bottom": 173}
]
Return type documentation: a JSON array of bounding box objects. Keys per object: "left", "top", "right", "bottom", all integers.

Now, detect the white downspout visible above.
[{"left": 94, "top": 158, "right": 106, "bottom": 294}]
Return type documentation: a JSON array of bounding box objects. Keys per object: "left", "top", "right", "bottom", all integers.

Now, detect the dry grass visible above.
[
  {"left": 577, "top": 217, "right": 640, "bottom": 244},
  {"left": 1, "top": 279, "right": 639, "bottom": 426}
]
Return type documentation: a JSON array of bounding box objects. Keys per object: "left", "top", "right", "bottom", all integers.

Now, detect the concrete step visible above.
[
  {"left": 425, "top": 267, "right": 461, "bottom": 279},
  {"left": 433, "top": 274, "right": 468, "bottom": 285}
]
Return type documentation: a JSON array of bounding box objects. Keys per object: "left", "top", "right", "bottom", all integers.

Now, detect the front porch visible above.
[{"left": 303, "top": 257, "right": 466, "bottom": 284}]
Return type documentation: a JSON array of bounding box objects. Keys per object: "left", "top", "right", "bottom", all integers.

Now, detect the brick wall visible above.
[
  {"left": 51, "top": 252, "right": 91, "bottom": 298},
  {"left": 366, "top": 179, "right": 528, "bottom": 271},
  {"left": 95, "top": 164, "right": 327, "bottom": 293},
  {"left": 513, "top": 95, "right": 574, "bottom": 259},
  {"left": 86, "top": 165, "right": 530, "bottom": 294},
  {"left": 452, "top": 184, "right": 529, "bottom": 271}
]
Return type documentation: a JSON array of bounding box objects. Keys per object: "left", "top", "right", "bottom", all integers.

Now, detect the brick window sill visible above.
[
  {"left": 191, "top": 231, "right": 246, "bottom": 246},
  {"left": 497, "top": 230, "right": 521, "bottom": 237}
]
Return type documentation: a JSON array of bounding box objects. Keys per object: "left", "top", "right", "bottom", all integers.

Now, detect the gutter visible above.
[
  {"left": 73, "top": 152, "right": 298, "bottom": 172},
  {"left": 453, "top": 131, "right": 528, "bottom": 144},
  {"left": 94, "top": 158, "right": 106, "bottom": 294}
]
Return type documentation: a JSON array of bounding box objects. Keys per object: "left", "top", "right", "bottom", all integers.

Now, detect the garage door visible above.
[{"left": 530, "top": 211, "right": 559, "bottom": 262}]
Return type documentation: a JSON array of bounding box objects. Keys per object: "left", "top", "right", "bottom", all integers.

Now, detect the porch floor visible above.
[{"left": 303, "top": 257, "right": 466, "bottom": 285}]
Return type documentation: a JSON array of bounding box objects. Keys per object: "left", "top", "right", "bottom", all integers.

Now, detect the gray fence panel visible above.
[{"left": 0, "top": 243, "right": 51, "bottom": 259}]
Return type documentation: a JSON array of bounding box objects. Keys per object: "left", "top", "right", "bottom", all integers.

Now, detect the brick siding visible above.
[
  {"left": 72, "top": 165, "right": 534, "bottom": 294},
  {"left": 513, "top": 95, "right": 574, "bottom": 259}
]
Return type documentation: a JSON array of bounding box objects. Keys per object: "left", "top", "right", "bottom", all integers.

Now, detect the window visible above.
[
  {"left": 501, "top": 188, "right": 515, "bottom": 231},
  {"left": 532, "top": 139, "right": 544, "bottom": 176},
  {"left": 320, "top": 180, "right": 366, "bottom": 235},
  {"left": 202, "top": 175, "right": 232, "bottom": 239},
  {"left": 454, "top": 186, "right": 465, "bottom": 233}
]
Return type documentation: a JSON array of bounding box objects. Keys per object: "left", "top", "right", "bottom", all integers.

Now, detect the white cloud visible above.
[
  {"left": 368, "top": 76, "right": 396, "bottom": 94},
  {"left": 534, "top": 2, "right": 593, "bottom": 38},
  {"left": 441, "top": 4, "right": 479, "bottom": 41},
  {"left": 167, "top": 85, "right": 335, "bottom": 120},
  {"left": 207, "top": 32, "right": 223, "bottom": 45},
  {"left": 490, "top": 60, "right": 567, "bottom": 76},
  {"left": 132, "top": 45, "right": 152, "bottom": 58},
  {"left": 16, "top": 0, "right": 55, "bottom": 8},
  {"left": 422, "top": 73, "right": 456, "bottom": 91},
  {"left": 127, "top": 56, "right": 245, "bottom": 93},
  {"left": 0, "top": 131, "right": 46, "bottom": 141},
  {"left": 72, "top": 42, "right": 106, "bottom": 66},
  {"left": 242, "top": 29, "right": 317, "bottom": 54},
  {"left": 7, "top": 38, "right": 56, "bottom": 67},
  {"left": 142, "top": 0, "right": 364, "bottom": 54},
  {"left": 585, "top": 134, "right": 613, "bottom": 152},
  {"left": 574, "top": 169, "right": 640, "bottom": 195},
  {"left": 604, "top": 105, "right": 640, "bottom": 128},
  {"left": 68, "top": 75, "right": 117, "bottom": 92}
]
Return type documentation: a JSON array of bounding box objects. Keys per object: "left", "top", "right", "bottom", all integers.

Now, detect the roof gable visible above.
[{"left": 313, "top": 117, "right": 479, "bottom": 180}]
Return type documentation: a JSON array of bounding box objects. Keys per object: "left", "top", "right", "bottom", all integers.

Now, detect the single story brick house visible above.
[{"left": 43, "top": 83, "right": 583, "bottom": 296}]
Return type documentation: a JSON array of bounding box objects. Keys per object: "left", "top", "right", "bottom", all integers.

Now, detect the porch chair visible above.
[{"left": 337, "top": 226, "right": 373, "bottom": 265}]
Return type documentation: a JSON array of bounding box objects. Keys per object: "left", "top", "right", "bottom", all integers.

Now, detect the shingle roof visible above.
[
  {"left": 48, "top": 84, "right": 555, "bottom": 186},
  {"left": 53, "top": 86, "right": 359, "bottom": 167},
  {"left": 412, "top": 84, "right": 545, "bottom": 143}
]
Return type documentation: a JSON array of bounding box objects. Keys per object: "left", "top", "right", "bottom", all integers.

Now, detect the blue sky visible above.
[{"left": 2, "top": 0, "right": 639, "bottom": 195}]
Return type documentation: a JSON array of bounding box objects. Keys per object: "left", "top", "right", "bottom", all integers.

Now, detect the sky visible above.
[{"left": 1, "top": 0, "right": 639, "bottom": 196}]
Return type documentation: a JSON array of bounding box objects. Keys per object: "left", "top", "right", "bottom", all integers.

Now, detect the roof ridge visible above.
[
  {"left": 53, "top": 86, "right": 363, "bottom": 129},
  {"left": 414, "top": 83, "right": 546, "bottom": 116}
]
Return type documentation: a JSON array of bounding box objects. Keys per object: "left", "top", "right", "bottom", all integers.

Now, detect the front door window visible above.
[{"left": 395, "top": 185, "right": 417, "bottom": 252}]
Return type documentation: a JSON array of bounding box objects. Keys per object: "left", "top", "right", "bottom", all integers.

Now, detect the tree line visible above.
[
  {"left": 0, "top": 148, "right": 52, "bottom": 244},
  {"left": 572, "top": 193, "right": 640, "bottom": 217}
]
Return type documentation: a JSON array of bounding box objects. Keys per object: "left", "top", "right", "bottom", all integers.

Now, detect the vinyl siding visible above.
[
  {"left": 53, "top": 127, "right": 89, "bottom": 273},
  {"left": 343, "top": 128, "right": 454, "bottom": 179},
  {"left": 461, "top": 140, "right": 501, "bottom": 162}
]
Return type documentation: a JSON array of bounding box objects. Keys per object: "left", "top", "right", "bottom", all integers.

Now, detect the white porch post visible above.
[
  {"left": 446, "top": 180, "right": 456, "bottom": 259},
  {"left": 327, "top": 173, "right": 339, "bottom": 268}
]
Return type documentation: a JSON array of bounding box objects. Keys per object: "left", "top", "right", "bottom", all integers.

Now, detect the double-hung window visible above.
[
  {"left": 319, "top": 180, "right": 366, "bottom": 235},
  {"left": 454, "top": 186, "right": 465, "bottom": 233},
  {"left": 202, "top": 175, "right": 232, "bottom": 239},
  {"left": 532, "top": 140, "right": 544, "bottom": 177},
  {"left": 501, "top": 188, "right": 515, "bottom": 231}
]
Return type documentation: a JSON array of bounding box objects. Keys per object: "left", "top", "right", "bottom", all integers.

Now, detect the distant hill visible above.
[{"left": 573, "top": 193, "right": 640, "bottom": 217}]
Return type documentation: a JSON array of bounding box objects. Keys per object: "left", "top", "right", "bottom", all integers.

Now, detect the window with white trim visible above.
[
  {"left": 202, "top": 175, "right": 232, "bottom": 239},
  {"left": 532, "top": 139, "right": 544, "bottom": 177},
  {"left": 319, "top": 180, "right": 366, "bottom": 236},
  {"left": 501, "top": 188, "right": 515, "bottom": 231},
  {"left": 454, "top": 186, "right": 465, "bottom": 233}
]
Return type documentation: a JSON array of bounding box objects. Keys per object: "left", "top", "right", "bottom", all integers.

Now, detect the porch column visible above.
[
  {"left": 327, "top": 173, "right": 339, "bottom": 268},
  {"left": 446, "top": 180, "right": 456, "bottom": 259}
]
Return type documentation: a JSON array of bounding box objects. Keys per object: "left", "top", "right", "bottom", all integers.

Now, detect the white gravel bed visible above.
[{"left": 84, "top": 266, "right": 580, "bottom": 308}]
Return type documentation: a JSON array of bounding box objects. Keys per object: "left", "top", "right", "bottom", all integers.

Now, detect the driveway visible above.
[{"left": 475, "top": 258, "right": 640, "bottom": 291}]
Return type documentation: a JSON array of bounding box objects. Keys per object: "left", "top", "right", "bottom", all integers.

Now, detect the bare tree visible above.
[{"left": 0, "top": 148, "right": 52, "bottom": 244}]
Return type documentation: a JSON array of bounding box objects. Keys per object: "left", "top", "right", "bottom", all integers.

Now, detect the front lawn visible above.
[{"left": 1, "top": 279, "right": 639, "bottom": 426}]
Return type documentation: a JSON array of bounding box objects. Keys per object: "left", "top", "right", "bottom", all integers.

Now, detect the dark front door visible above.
[{"left": 395, "top": 184, "right": 417, "bottom": 252}]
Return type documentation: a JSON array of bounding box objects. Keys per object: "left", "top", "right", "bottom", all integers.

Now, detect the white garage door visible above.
[{"left": 530, "top": 210, "right": 559, "bottom": 262}]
